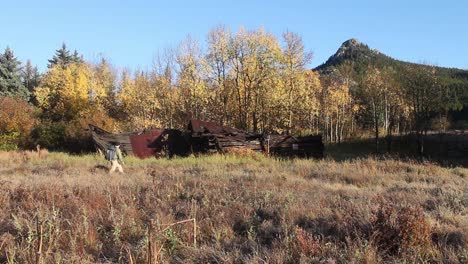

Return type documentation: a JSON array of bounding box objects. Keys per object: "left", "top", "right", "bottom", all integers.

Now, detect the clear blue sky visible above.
[{"left": 1, "top": 0, "right": 467, "bottom": 72}]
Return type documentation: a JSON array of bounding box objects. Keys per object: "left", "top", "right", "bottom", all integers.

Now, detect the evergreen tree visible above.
[
  {"left": 0, "top": 47, "right": 29, "bottom": 100},
  {"left": 48, "top": 43, "right": 82, "bottom": 68},
  {"left": 22, "top": 60, "right": 41, "bottom": 104},
  {"left": 72, "top": 50, "right": 84, "bottom": 64}
]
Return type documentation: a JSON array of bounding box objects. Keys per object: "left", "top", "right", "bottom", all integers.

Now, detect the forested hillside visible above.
[
  {"left": 1, "top": 27, "right": 467, "bottom": 154},
  {"left": 315, "top": 38, "right": 468, "bottom": 151},
  {"left": 317, "top": 39, "right": 468, "bottom": 114}
]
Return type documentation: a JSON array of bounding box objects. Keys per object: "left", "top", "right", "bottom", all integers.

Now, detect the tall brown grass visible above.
[{"left": 0, "top": 152, "right": 466, "bottom": 263}]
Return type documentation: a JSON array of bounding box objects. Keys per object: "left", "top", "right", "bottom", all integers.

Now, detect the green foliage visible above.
[
  {"left": 30, "top": 121, "right": 96, "bottom": 153},
  {"left": 21, "top": 60, "right": 41, "bottom": 104},
  {"left": 0, "top": 47, "right": 30, "bottom": 100},
  {"left": 163, "top": 228, "right": 181, "bottom": 253},
  {"left": 0, "top": 132, "right": 20, "bottom": 151},
  {"left": 317, "top": 38, "right": 468, "bottom": 138},
  {"left": 317, "top": 39, "right": 468, "bottom": 113},
  {"left": 31, "top": 122, "right": 67, "bottom": 150},
  {"left": 47, "top": 43, "right": 83, "bottom": 68}
]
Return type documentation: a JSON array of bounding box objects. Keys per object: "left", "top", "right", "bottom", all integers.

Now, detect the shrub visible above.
[
  {"left": 371, "top": 201, "right": 433, "bottom": 256},
  {"left": 32, "top": 106, "right": 119, "bottom": 153},
  {"left": 0, "top": 96, "right": 37, "bottom": 148},
  {"left": 31, "top": 121, "right": 67, "bottom": 150},
  {"left": 294, "top": 227, "right": 321, "bottom": 256},
  {"left": 0, "top": 132, "right": 19, "bottom": 150}
]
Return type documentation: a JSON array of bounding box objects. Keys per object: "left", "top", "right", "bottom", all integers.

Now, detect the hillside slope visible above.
[
  {"left": 315, "top": 38, "right": 468, "bottom": 125},
  {"left": 316, "top": 38, "right": 468, "bottom": 79}
]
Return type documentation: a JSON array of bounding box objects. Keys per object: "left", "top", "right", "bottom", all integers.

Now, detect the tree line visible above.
[{"left": 0, "top": 26, "right": 465, "bottom": 153}]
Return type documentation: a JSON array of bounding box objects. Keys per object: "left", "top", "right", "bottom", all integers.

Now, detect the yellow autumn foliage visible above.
[
  {"left": 118, "top": 70, "right": 164, "bottom": 130},
  {"left": 35, "top": 63, "right": 93, "bottom": 121}
]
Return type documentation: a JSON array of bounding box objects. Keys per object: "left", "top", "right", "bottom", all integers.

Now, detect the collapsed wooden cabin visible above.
[
  {"left": 268, "top": 134, "right": 324, "bottom": 158},
  {"left": 187, "top": 119, "right": 263, "bottom": 153},
  {"left": 89, "top": 120, "right": 324, "bottom": 159}
]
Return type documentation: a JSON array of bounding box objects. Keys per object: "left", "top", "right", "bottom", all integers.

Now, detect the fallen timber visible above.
[
  {"left": 268, "top": 134, "right": 324, "bottom": 158},
  {"left": 89, "top": 120, "right": 324, "bottom": 159},
  {"left": 88, "top": 125, "right": 190, "bottom": 158},
  {"left": 187, "top": 119, "right": 263, "bottom": 153}
]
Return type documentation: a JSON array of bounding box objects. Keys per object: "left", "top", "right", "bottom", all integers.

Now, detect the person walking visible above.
[{"left": 106, "top": 143, "right": 124, "bottom": 174}]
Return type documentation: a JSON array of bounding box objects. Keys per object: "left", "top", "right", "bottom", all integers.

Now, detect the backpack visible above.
[{"left": 105, "top": 146, "right": 117, "bottom": 161}]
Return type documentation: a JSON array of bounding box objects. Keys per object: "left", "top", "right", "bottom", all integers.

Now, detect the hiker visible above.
[{"left": 106, "top": 143, "right": 124, "bottom": 174}]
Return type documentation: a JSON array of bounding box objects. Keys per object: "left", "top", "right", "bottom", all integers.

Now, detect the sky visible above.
[{"left": 1, "top": 0, "right": 467, "bottom": 72}]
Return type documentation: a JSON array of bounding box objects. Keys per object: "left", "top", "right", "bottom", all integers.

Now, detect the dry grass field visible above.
[{"left": 0, "top": 151, "right": 466, "bottom": 263}]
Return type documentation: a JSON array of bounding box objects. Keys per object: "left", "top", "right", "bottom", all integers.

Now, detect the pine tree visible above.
[
  {"left": 22, "top": 60, "right": 41, "bottom": 104},
  {"left": 0, "top": 47, "right": 29, "bottom": 100},
  {"left": 72, "top": 50, "right": 84, "bottom": 64},
  {"left": 48, "top": 43, "right": 82, "bottom": 68}
]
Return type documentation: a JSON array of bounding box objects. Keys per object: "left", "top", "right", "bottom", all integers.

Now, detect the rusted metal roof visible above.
[
  {"left": 129, "top": 130, "right": 165, "bottom": 158},
  {"left": 89, "top": 124, "right": 166, "bottom": 159}
]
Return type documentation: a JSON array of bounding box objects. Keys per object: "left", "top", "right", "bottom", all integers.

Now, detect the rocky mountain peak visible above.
[
  {"left": 341, "top": 38, "right": 363, "bottom": 48},
  {"left": 333, "top": 38, "right": 372, "bottom": 59},
  {"left": 315, "top": 38, "right": 383, "bottom": 71}
]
